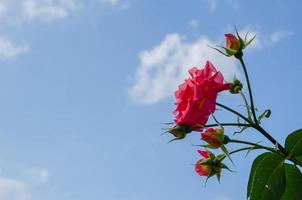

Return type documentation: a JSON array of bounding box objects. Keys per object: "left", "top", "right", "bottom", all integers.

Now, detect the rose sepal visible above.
[{"left": 167, "top": 124, "right": 193, "bottom": 143}]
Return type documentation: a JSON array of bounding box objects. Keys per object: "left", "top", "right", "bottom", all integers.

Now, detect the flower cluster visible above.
[
  {"left": 164, "top": 28, "right": 302, "bottom": 199},
  {"left": 170, "top": 61, "right": 232, "bottom": 178},
  {"left": 166, "top": 30, "right": 255, "bottom": 180}
]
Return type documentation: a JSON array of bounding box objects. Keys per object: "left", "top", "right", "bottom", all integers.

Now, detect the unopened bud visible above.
[{"left": 230, "top": 79, "right": 243, "bottom": 94}]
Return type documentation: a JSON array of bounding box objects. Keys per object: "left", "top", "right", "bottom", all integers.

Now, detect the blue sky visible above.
[{"left": 0, "top": 0, "right": 301, "bottom": 199}]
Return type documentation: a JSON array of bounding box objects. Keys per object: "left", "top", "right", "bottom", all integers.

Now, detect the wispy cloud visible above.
[
  {"left": 0, "top": 0, "right": 130, "bottom": 60},
  {"left": 0, "top": 178, "right": 31, "bottom": 200},
  {"left": 270, "top": 31, "right": 294, "bottom": 44},
  {"left": 22, "top": 0, "right": 79, "bottom": 22},
  {"left": 0, "top": 37, "right": 29, "bottom": 59},
  {"left": 0, "top": 0, "right": 80, "bottom": 24},
  {"left": 0, "top": 161, "right": 53, "bottom": 200},
  {"left": 129, "top": 33, "right": 239, "bottom": 104},
  {"left": 0, "top": 0, "right": 79, "bottom": 60},
  {"left": 130, "top": 26, "right": 293, "bottom": 104}
]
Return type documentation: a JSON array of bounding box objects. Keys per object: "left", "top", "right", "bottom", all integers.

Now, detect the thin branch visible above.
[
  {"left": 238, "top": 57, "right": 258, "bottom": 124},
  {"left": 216, "top": 102, "right": 252, "bottom": 123}
]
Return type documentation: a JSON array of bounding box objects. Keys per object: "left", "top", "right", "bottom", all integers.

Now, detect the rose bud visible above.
[
  {"left": 195, "top": 150, "right": 213, "bottom": 176},
  {"left": 229, "top": 78, "right": 243, "bottom": 94},
  {"left": 195, "top": 150, "right": 228, "bottom": 180},
  {"left": 201, "top": 128, "right": 225, "bottom": 148},
  {"left": 222, "top": 30, "right": 255, "bottom": 58},
  {"left": 225, "top": 33, "right": 241, "bottom": 53},
  {"left": 168, "top": 124, "right": 193, "bottom": 142}
]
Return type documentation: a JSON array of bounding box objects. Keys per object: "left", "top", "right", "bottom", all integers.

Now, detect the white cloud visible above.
[
  {"left": 0, "top": 37, "right": 29, "bottom": 59},
  {"left": 0, "top": 178, "right": 31, "bottom": 200},
  {"left": 22, "top": 0, "right": 79, "bottom": 22},
  {"left": 130, "top": 33, "right": 239, "bottom": 104},
  {"left": 0, "top": 163, "right": 53, "bottom": 200},
  {"left": 129, "top": 27, "right": 293, "bottom": 104},
  {"left": 0, "top": 0, "right": 80, "bottom": 24},
  {"left": 270, "top": 31, "right": 293, "bottom": 44},
  {"left": 22, "top": 0, "right": 76, "bottom": 21},
  {"left": 0, "top": 0, "right": 79, "bottom": 60},
  {"left": 0, "top": 0, "right": 129, "bottom": 24},
  {"left": 0, "top": 0, "right": 129, "bottom": 60}
]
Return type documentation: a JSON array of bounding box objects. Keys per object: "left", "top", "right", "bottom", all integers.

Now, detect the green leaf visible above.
[
  {"left": 285, "top": 129, "right": 302, "bottom": 158},
  {"left": 247, "top": 153, "right": 268, "bottom": 198},
  {"left": 281, "top": 164, "right": 302, "bottom": 200},
  {"left": 247, "top": 152, "right": 286, "bottom": 200}
]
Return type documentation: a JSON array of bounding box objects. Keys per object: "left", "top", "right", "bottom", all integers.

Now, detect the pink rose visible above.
[{"left": 173, "top": 61, "right": 231, "bottom": 128}]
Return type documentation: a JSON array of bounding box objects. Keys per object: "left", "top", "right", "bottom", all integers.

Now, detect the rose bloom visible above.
[
  {"left": 201, "top": 128, "right": 225, "bottom": 148},
  {"left": 173, "top": 61, "right": 231, "bottom": 128},
  {"left": 225, "top": 33, "right": 240, "bottom": 51},
  {"left": 195, "top": 150, "right": 212, "bottom": 176}
]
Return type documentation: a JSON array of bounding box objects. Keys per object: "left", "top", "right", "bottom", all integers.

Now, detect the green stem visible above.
[
  {"left": 216, "top": 102, "right": 252, "bottom": 123},
  {"left": 216, "top": 102, "right": 287, "bottom": 155},
  {"left": 216, "top": 104, "right": 291, "bottom": 160},
  {"left": 219, "top": 146, "right": 262, "bottom": 160},
  {"left": 204, "top": 123, "right": 252, "bottom": 128},
  {"left": 229, "top": 147, "right": 261, "bottom": 155},
  {"left": 228, "top": 139, "right": 276, "bottom": 153},
  {"left": 253, "top": 125, "right": 288, "bottom": 156},
  {"left": 239, "top": 90, "right": 252, "bottom": 120},
  {"left": 238, "top": 57, "right": 258, "bottom": 124}
]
